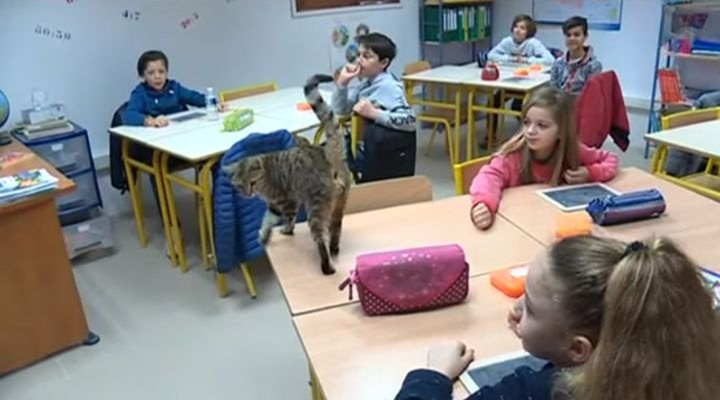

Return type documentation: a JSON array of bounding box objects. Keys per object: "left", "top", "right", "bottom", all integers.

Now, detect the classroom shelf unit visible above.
[
  {"left": 13, "top": 123, "right": 113, "bottom": 259},
  {"left": 646, "top": 0, "right": 720, "bottom": 158},
  {"left": 420, "top": 0, "right": 493, "bottom": 66}
]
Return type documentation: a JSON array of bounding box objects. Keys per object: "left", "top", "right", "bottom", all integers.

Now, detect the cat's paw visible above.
[
  {"left": 280, "top": 226, "right": 295, "bottom": 236},
  {"left": 259, "top": 228, "right": 272, "bottom": 244},
  {"left": 321, "top": 262, "right": 336, "bottom": 275}
]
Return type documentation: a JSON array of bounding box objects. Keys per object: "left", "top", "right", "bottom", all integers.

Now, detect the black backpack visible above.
[{"left": 108, "top": 102, "right": 129, "bottom": 193}]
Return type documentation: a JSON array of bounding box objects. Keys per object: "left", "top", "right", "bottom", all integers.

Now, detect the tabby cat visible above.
[{"left": 224, "top": 74, "right": 351, "bottom": 275}]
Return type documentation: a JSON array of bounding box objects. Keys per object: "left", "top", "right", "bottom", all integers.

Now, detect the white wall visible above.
[
  {"left": 491, "top": 0, "right": 663, "bottom": 103},
  {"left": 0, "top": 0, "right": 420, "bottom": 163}
]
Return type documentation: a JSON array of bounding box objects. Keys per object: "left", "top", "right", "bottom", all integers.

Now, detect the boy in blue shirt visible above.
[{"left": 122, "top": 50, "right": 226, "bottom": 126}]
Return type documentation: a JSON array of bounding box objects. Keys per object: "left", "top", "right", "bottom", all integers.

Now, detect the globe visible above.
[{"left": 0, "top": 89, "right": 9, "bottom": 128}]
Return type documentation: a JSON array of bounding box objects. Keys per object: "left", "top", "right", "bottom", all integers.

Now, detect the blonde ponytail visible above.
[{"left": 556, "top": 237, "right": 720, "bottom": 400}]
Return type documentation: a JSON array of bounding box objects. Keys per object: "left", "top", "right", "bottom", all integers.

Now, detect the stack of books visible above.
[{"left": 0, "top": 168, "right": 59, "bottom": 204}]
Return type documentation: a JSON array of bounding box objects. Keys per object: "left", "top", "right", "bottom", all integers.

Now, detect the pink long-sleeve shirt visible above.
[{"left": 470, "top": 144, "right": 619, "bottom": 215}]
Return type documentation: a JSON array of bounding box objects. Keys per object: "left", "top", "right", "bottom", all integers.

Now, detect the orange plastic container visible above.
[
  {"left": 555, "top": 212, "right": 592, "bottom": 240},
  {"left": 296, "top": 102, "right": 312, "bottom": 111},
  {"left": 491, "top": 265, "right": 528, "bottom": 298}
]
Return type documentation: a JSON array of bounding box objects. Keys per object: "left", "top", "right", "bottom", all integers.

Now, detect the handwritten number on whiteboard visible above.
[
  {"left": 34, "top": 25, "right": 71, "bottom": 41},
  {"left": 122, "top": 10, "right": 141, "bottom": 20},
  {"left": 181, "top": 13, "right": 199, "bottom": 29}
]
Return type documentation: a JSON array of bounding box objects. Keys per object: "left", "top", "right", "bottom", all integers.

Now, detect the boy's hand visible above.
[
  {"left": 564, "top": 167, "right": 590, "bottom": 184},
  {"left": 337, "top": 63, "right": 361, "bottom": 87},
  {"left": 426, "top": 340, "right": 475, "bottom": 381},
  {"left": 471, "top": 203, "right": 492, "bottom": 230},
  {"left": 507, "top": 299, "right": 523, "bottom": 338},
  {"left": 218, "top": 103, "right": 229, "bottom": 112},
  {"left": 352, "top": 99, "right": 379, "bottom": 120},
  {"left": 155, "top": 116, "right": 169, "bottom": 127},
  {"left": 514, "top": 55, "right": 527, "bottom": 64},
  {"left": 144, "top": 116, "right": 167, "bottom": 128}
]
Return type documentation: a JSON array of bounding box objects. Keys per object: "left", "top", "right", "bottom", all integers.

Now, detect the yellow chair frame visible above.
[
  {"left": 453, "top": 156, "right": 491, "bottom": 195},
  {"left": 219, "top": 81, "right": 278, "bottom": 103},
  {"left": 650, "top": 107, "right": 720, "bottom": 201},
  {"left": 404, "top": 60, "right": 465, "bottom": 165}
]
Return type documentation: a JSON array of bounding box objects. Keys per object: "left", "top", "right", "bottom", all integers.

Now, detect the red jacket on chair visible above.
[{"left": 574, "top": 71, "right": 630, "bottom": 151}]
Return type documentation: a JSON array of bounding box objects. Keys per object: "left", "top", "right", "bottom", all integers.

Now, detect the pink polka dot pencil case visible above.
[{"left": 338, "top": 244, "right": 469, "bottom": 316}]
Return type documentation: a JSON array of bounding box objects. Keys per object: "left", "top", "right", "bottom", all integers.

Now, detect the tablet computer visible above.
[
  {"left": 459, "top": 350, "right": 547, "bottom": 393},
  {"left": 536, "top": 183, "right": 620, "bottom": 212},
  {"left": 168, "top": 110, "right": 206, "bottom": 123}
]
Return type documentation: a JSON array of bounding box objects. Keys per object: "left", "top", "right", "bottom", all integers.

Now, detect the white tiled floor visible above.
[{"left": 0, "top": 121, "right": 650, "bottom": 400}]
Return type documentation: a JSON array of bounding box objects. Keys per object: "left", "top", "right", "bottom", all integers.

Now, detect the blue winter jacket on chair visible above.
[{"left": 213, "top": 130, "right": 298, "bottom": 273}]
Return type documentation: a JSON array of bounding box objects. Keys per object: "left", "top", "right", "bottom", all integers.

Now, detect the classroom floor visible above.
[{"left": 0, "top": 122, "right": 650, "bottom": 400}]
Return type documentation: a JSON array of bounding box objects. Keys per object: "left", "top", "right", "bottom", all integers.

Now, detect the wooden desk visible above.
[
  {"left": 267, "top": 195, "right": 543, "bottom": 316},
  {"left": 293, "top": 275, "right": 520, "bottom": 400},
  {"left": 498, "top": 167, "right": 720, "bottom": 269},
  {"left": 0, "top": 139, "right": 92, "bottom": 375}
]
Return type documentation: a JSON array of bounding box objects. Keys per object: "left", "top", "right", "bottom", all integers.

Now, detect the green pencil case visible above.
[{"left": 223, "top": 108, "right": 254, "bottom": 132}]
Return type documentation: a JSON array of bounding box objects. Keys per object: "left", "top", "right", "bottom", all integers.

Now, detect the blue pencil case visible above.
[{"left": 585, "top": 189, "right": 666, "bottom": 226}]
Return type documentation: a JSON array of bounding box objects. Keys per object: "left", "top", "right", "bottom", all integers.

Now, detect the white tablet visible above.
[
  {"left": 168, "top": 110, "right": 206, "bottom": 123},
  {"left": 536, "top": 183, "right": 620, "bottom": 212},
  {"left": 459, "top": 350, "right": 547, "bottom": 393}
]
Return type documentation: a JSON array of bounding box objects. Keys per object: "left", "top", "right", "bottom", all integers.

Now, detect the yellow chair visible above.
[
  {"left": 453, "top": 156, "right": 491, "bottom": 195},
  {"left": 404, "top": 61, "right": 466, "bottom": 165},
  {"left": 164, "top": 82, "right": 280, "bottom": 298},
  {"left": 219, "top": 81, "right": 277, "bottom": 103},
  {"left": 651, "top": 107, "right": 720, "bottom": 200}
]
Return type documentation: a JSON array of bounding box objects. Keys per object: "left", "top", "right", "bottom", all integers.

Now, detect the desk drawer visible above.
[
  {"left": 31, "top": 134, "right": 92, "bottom": 175},
  {"left": 56, "top": 171, "right": 100, "bottom": 214},
  {"left": 62, "top": 214, "right": 114, "bottom": 259}
]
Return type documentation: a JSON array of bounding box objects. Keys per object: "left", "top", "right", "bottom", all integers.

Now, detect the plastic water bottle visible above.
[{"left": 205, "top": 87, "right": 219, "bottom": 121}]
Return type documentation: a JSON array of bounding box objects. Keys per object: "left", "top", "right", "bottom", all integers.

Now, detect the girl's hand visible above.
[
  {"left": 507, "top": 299, "right": 523, "bottom": 338},
  {"left": 564, "top": 167, "right": 590, "bottom": 184},
  {"left": 426, "top": 340, "right": 475, "bottom": 380},
  {"left": 471, "top": 203, "right": 492, "bottom": 230}
]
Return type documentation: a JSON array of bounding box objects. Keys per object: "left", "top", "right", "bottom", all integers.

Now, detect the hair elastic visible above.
[{"left": 623, "top": 240, "right": 647, "bottom": 257}]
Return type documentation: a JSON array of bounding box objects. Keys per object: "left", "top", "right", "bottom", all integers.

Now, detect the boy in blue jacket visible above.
[{"left": 122, "top": 50, "right": 226, "bottom": 127}]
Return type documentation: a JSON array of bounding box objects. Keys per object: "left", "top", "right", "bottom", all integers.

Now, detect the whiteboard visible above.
[{"left": 533, "top": 0, "right": 624, "bottom": 31}]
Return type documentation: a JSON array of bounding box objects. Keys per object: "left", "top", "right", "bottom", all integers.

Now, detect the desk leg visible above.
[
  {"left": 198, "top": 158, "right": 231, "bottom": 298},
  {"left": 451, "top": 88, "right": 461, "bottom": 165},
  {"left": 121, "top": 138, "right": 148, "bottom": 248},
  {"left": 161, "top": 152, "right": 187, "bottom": 271},
  {"left": 650, "top": 143, "right": 667, "bottom": 174},
  {"left": 200, "top": 158, "right": 218, "bottom": 269},
  {"left": 466, "top": 88, "right": 475, "bottom": 162},
  {"left": 309, "top": 363, "right": 325, "bottom": 400},
  {"left": 196, "top": 168, "right": 210, "bottom": 269}
]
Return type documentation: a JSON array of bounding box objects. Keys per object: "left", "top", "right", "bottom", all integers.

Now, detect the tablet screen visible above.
[
  {"left": 537, "top": 183, "right": 620, "bottom": 211},
  {"left": 459, "top": 351, "right": 547, "bottom": 393}
]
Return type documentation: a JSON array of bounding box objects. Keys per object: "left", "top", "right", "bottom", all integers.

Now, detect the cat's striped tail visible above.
[{"left": 304, "top": 74, "right": 349, "bottom": 191}]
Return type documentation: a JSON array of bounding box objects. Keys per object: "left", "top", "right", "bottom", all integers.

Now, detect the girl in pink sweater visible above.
[{"left": 470, "top": 86, "right": 619, "bottom": 229}]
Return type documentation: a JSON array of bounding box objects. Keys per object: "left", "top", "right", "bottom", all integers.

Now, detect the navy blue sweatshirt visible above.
[
  {"left": 121, "top": 79, "right": 206, "bottom": 126},
  {"left": 395, "top": 364, "right": 555, "bottom": 400}
]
